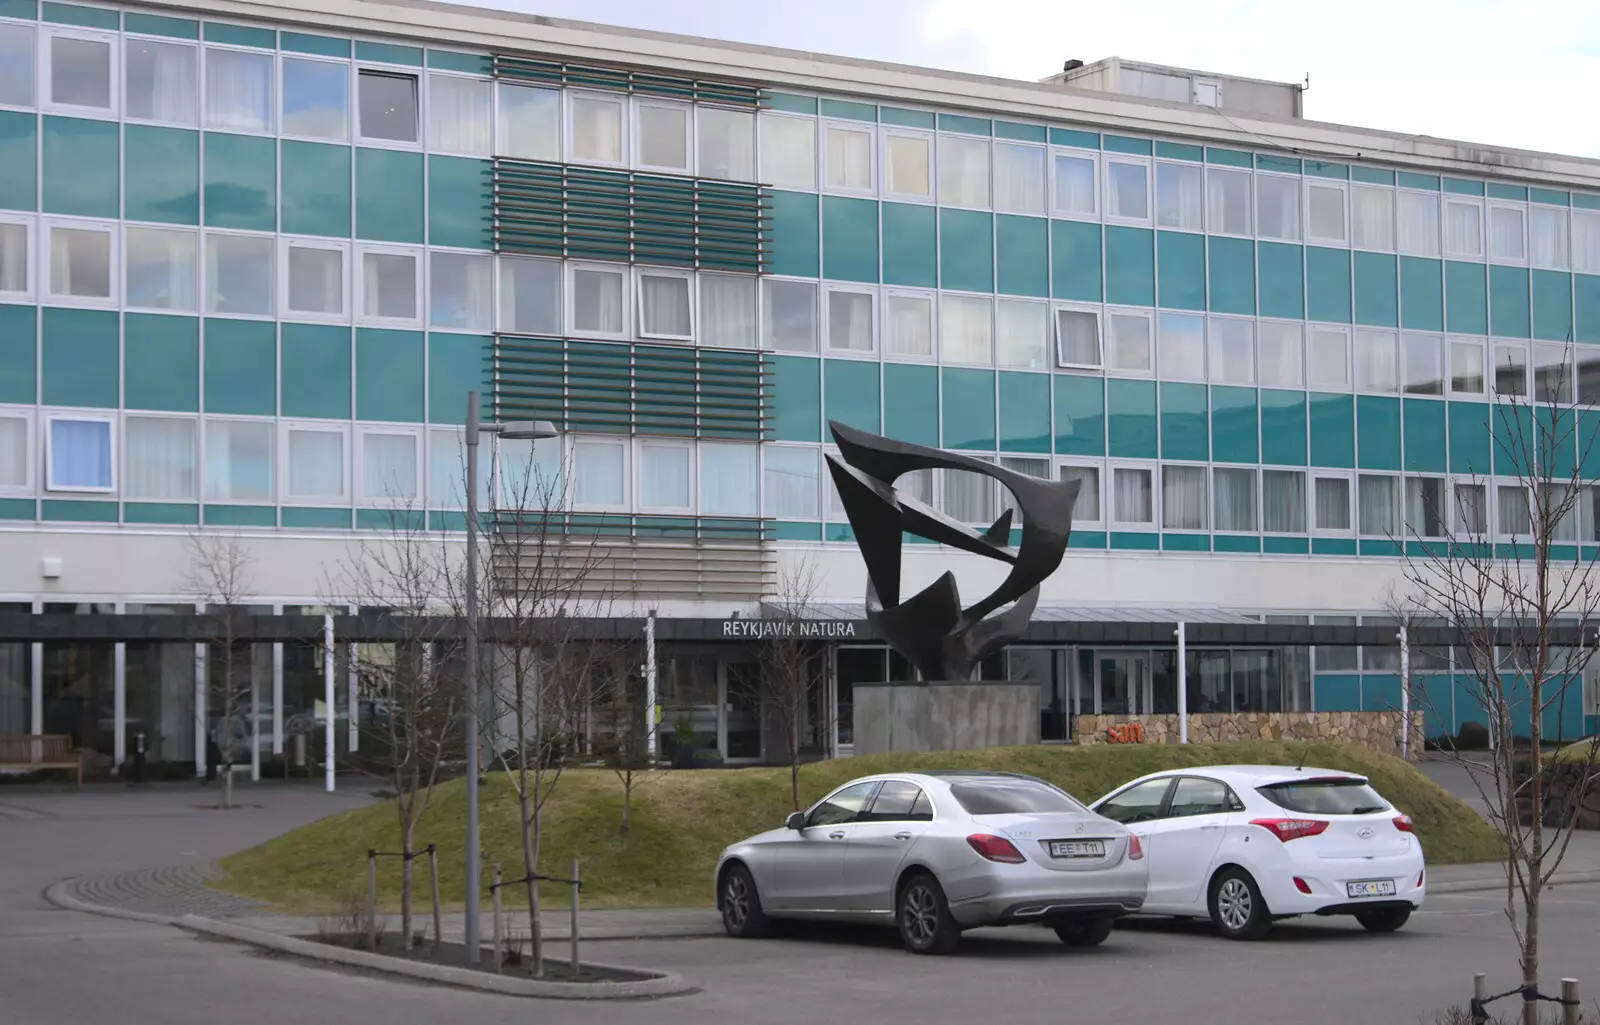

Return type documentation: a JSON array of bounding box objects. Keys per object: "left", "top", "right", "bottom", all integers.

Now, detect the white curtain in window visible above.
[
  {"left": 1055, "top": 309, "right": 1099, "bottom": 366},
  {"left": 1572, "top": 211, "right": 1600, "bottom": 274},
  {"left": 572, "top": 440, "right": 624, "bottom": 507},
  {"left": 1491, "top": 206, "right": 1526, "bottom": 261},
  {"left": 1162, "top": 465, "right": 1208, "bottom": 530},
  {"left": 1402, "top": 334, "right": 1444, "bottom": 395},
  {"left": 125, "top": 418, "right": 196, "bottom": 499},
  {"left": 942, "top": 465, "right": 996, "bottom": 524},
  {"left": 1530, "top": 207, "right": 1568, "bottom": 269},
  {"left": 1058, "top": 465, "right": 1099, "bottom": 522},
  {"left": 639, "top": 443, "right": 691, "bottom": 509},
  {"left": 126, "top": 39, "right": 197, "bottom": 123},
  {"left": 1454, "top": 483, "right": 1487, "bottom": 536},
  {"left": 1258, "top": 322, "right": 1303, "bottom": 388},
  {"left": 939, "top": 295, "right": 992, "bottom": 364},
  {"left": 826, "top": 127, "right": 872, "bottom": 190},
  {"left": 204, "top": 420, "right": 272, "bottom": 501},
  {"left": 428, "top": 74, "right": 491, "bottom": 155},
  {"left": 1054, "top": 154, "right": 1095, "bottom": 216},
  {"left": 896, "top": 467, "right": 933, "bottom": 507},
  {"left": 0, "top": 222, "right": 24, "bottom": 293},
  {"left": 1108, "top": 313, "right": 1151, "bottom": 371},
  {"left": 997, "top": 457, "right": 1048, "bottom": 522},
  {"left": 124, "top": 228, "right": 196, "bottom": 311},
  {"left": 993, "top": 144, "right": 1044, "bottom": 215},
  {"left": 0, "top": 24, "right": 34, "bottom": 107},
  {"left": 362, "top": 433, "right": 416, "bottom": 501},
  {"left": 1444, "top": 200, "right": 1481, "bottom": 256},
  {"left": 996, "top": 300, "right": 1046, "bottom": 369},
  {"left": 497, "top": 83, "right": 559, "bottom": 161},
  {"left": 1113, "top": 468, "right": 1152, "bottom": 523},
  {"left": 1351, "top": 186, "right": 1394, "bottom": 250},
  {"left": 0, "top": 417, "right": 24, "bottom": 487},
  {"left": 496, "top": 437, "right": 563, "bottom": 509},
  {"left": 573, "top": 269, "right": 624, "bottom": 333},
  {"left": 886, "top": 135, "right": 930, "bottom": 197},
  {"left": 571, "top": 96, "right": 622, "bottom": 162},
  {"left": 1205, "top": 168, "right": 1250, "bottom": 235},
  {"left": 288, "top": 430, "right": 344, "bottom": 498},
  {"left": 1213, "top": 467, "right": 1256, "bottom": 532},
  {"left": 1308, "top": 184, "right": 1346, "bottom": 242},
  {"left": 1157, "top": 313, "right": 1204, "bottom": 380},
  {"left": 1397, "top": 193, "right": 1441, "bottom": 256},
  {"left": 1106, "top": 161, "right": 1147, "bottom": 220},
  {"left": 205, "top": 48, "right": 272, "bottom": 132},
  {"left": 1404, "top": 477, "right": 1447, "bottom": 538},
  {"left": 1357, "top": 475, "right": 1398, "bottom": 535},
  {"left": 1209, "top": 319, "right": 1254, "bottom": 384},
  {"left": 1256, "top": 176, "right": 1300, "bottom": 240},
  {"left": 1155, "top": 163, "right": 1202, "bottom": 231},
  {"left": 52, "top": 227, "right": 110, "bottom": 299},
  {"left": 363, "top": 252, "right": 416, "bottom": 320},
  {"left": 700, "top": 274, "right": 756, "bottom": 348},
  {"left": 938, "top": 136, "right": 989, "bottom": 207},
  {"left": 640, "top": 274, "right": 692, "bottom": 337},
  {"left": 1309, "top": 328, "right": 1349, "bottom": 388},
  {"left": 698, "top": 107, "right": 753, "bottom": 180},
  {"left": 763, "top": 447, "right": 819, "bottom": 518},
  {"left": 1498, "top": 485, "right": 1531, "bottom": 537},
  {"left": 1262, "top": 470, "right": 1305, "bottom": 533},
  {"left": 639, "top": 104, "right": 689, "bottom": 170},
  {"left": 759, "top": 114, "right": 815, "bottom": 190},
  {"left": 499, "top": 256, "right": 560, "bottom": 335},
  {"left": 1314, "top": 477, "right": 1350, "bottom": 531},
  {"left": 1354, "top": 331, "right": 1398, "bottom": 392},
  {"left": 288, "top": 246, "right": 343, "bottom": 315},
  {"left": 50, "top": 419, "right": 111, "bottom": 489},
  {"left": 887, "top": 294, "right": 933, "bottom": 356},
  {"left": 827, "top": 290, "right": 873, "bottom": 352},
  {"left": 699, "top": 443, "right": 758, "bottom": 516}
]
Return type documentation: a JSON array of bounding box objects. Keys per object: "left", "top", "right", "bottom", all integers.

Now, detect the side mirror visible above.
[{"left": 786, "top": 812, "right": 807, "bottom": 831}]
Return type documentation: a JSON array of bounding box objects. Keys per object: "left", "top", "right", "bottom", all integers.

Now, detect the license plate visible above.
[
  {"left": 1047, "top": 840, "right": 1105, "bottom": 859},
  {"left": 1346, "top": 880, "right": 1396, "bottom": 898}
]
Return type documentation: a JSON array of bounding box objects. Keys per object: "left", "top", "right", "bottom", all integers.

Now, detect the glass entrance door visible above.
[
  {"left": 721, "top": 660, "right": 763, "bottom": 761},
  {"left": 1097, "top": 653, "right": 1153, "bottom": 715}
]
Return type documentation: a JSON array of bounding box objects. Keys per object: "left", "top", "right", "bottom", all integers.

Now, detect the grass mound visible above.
[{"left": 216, "top": 741, "right": 1503, "bottom": 912}]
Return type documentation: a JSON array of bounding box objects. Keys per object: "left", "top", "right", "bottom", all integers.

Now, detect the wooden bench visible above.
[{"left": 0, "top": 734, "right": 83, "bottom": 785}]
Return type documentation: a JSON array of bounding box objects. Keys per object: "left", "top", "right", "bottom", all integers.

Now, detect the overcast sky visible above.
[{"left": 456, "top": 0, "right": 1600, "bottom": 160}]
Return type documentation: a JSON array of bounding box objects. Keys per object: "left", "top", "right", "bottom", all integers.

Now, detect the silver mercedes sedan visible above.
[{"left": 713, "top": 771, "right": 1148, "bottom": 954}]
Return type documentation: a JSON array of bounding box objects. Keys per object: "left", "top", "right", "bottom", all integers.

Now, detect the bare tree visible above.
[
  {"left": 593, "top": 642, "right": 657, "bottom": 839},
  {"left": 743, "top": 557, "right": 830, "bottom": 812},
  {"left": 1398, "top": 348, "right": 1600, "bottom": 1025},
  {"left": 180, "top": 533, "right": 256, "bottom": 810}
]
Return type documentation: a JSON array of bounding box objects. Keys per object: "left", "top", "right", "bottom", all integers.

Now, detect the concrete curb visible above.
[
  {"left": 1429, "top": 869, "right": 1600, "bottom": 895},
  {"left": 44, "top": 878, "right": 696, "bottom": 1000}
]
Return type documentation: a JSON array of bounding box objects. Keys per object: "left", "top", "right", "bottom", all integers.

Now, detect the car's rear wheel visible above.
[
  {"left": 897, "top": 873, "right": 960, "bottom": 955},
  {"left": 720, "top": 864, "right": 773, "bottom": 939},
  {"left": 1053, "top": 917, "right": 1114, "bottom": 947},
  {"left": 1355, "top": 907, "right": 1411, "bottom": 933},
  {"left": 1209, "top": 868, "right": 1272, "bottom": 941}
]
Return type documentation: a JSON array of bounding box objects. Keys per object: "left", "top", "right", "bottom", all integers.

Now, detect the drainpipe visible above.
[
  {"left": 323, "top": 613, "right": 335, "bottom": 793},
  {"left": 1399, "top": 623, "right": 1411, "bottom": 761},
  {"left": 1176, "top": 621, "right": 1188, "bottom": 744}
]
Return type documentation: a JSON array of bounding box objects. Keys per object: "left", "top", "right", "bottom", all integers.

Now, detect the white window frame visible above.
[
  {"left": 121, "top": 35, "right": 199, "bottom": 127},
  {"left": 1210, "top": 464, "right": 1259, "bottom": 535},
  {"left": 1261, "top": 468, "right": 1309, "bottom": 534},
  {"left": 567, "top": 434, "right": 630, "bottom": 513},
  {"left": 762, "top": 442, "right": 824, "bottom": 520},
  {"left": 1401, "top": 332, "right": 1447, "bottom": 398},
  {"left": 1530, "top": 204, "right": 1570, "bottom": 271},
  {"left": 634, "top": 266, "right": 695, "bottom": 342},
  {"left": 1307, "top": 323, "right": 1352, "bottom": 392},
  {"left": 635, "top": 437, "right": 695, "bottom": 514},
  {"left": 1447, "top": 336, "right": 1487, "bottom": 397},
  {"left": 203, "top": 42, "right": 277, "bottom": 135},
  {"left": 1156, "top": 311, "right": 1207, "bottom": 383},
  {"left": 279, "top": 236, "right": 350, "bottom": 323},
  {"left": 1052, "top": 302, "right": 1102, "bottom": 371},
  {"left": 1397, "top": 188, "right": 1442, "bottom": 258},
  {"left": 1104, "top": 306, "right": 1155, "bottom": 377},
  {"left": 1493, "top": 339, "right": 1530, "bottom": 400},
  {"left": 1356, "top": 471, "right": 1401, "bottom": 538},
  {"left": 0, "top": 21, "right": 36, "bottom": 113},
  {"left": 1207, "top": 315, "right": 1256, "bottom": 386},
  {"left": 566, "top": 89, "right": 627, "bottom": 168},
  {"left": 497, "top": 253, "right": 562, "bottom": 336},
  {"left": 633, "top": 96, "right": 693, "bottom": 174},
  {"left": 204, "top": 229, "right": 276, "bottom": 319},
  {"left": 355, "top": 243, "right": 423, "bottom": 327},
  {"left": 355, "top": 425, "right": 423, "bottom": 507},
  {"left": 1350, "top": 183, "right": 1396, "bottom": 253},
  {"left": 281, "top": 419, "right": 351, "bottom": 506},
  {"left": 1402, "top": 473, "right": 1450, "bottom": 540},
  {"left": 0, "top": 213, "right": 36, "bottom": 301},
  {"left": 123, "top": 224, "right": 199, "bottom": 314},
  {"left": 355, "top": 64, "right": 422, "bottom": 149},
  {"left": 1305, "top": 178, "right": 1349, "bottom": 247},
  {"left": 757, "top": 110, "right": 818, "bottom": 192},
  {"left": 1153, "top": 159, "right": 1204, "bottom": 233},
  {"left": 1449, "top": 477, "right": 1490, "bottom": 539},
  {"left": 1257, "top": 318, "right": 1305, "bottom": 389},
  {"left": 1311, "top": 470, "right": 1356, "bottom": 536},
  {"left": 1354, "top": 328, "right": 1400, "bottom": 395},
  {"left": 0, "top": 407, "right": 35, "bottom": 497},
  {"left": 825, "top": 283, "right": 877, "bottom": 356},
  {"left": 42, "top": 216, "right": 117, "bottom": 307},
  {"left": 1204, "top": 165, "right": 1252, "bottom": 238},
  {"left": 278, "top": 53, "right": 351, "bottom": 143},
  {"left": 1160, "top": 462, "right": 1210, "bottom": 532},
  {"left": 1102, "top": 154, "right": 1152, "bottom": 226},
  {"left": 1055, "top": 459, "right": 1104, "bottom": 529},
  {"left": 1494, "top": 480, "right": 1534, "bottom": 543},
  {"left": 424, "top": 69, "right": 492, "bottom": 158},
  {"left": 1533, "top": 341, "right": 1574, "bottom": 404},
  {"left": 1254, "top": 171, "right": 1302, "bottom": 242},
  {"left": 697, "top": 440, "right": 760, "bottom": 518},
  {"left": 993, "top": 139, "right": 1047, "bottom": 217},
  {"left": 881, "top": 287, "right": 937, "bottom": 362},
  {"left": 120, "top": 411, "right": 198, "bottom": 501},
  {"left": 41, "top": 26, "right": 119, "bottom": 118},
  {"left": 44, "top": 410, "right": 116, "bottom": 494},
  {"left": 1488, "top": 200, "right": 1529, "bottom": 266},
  {"left": 693, "top": 103, "right": 753, "bottom": 182},
  {"left": 881, "top": 127, "right": 933, "bottom": 203},
  {"left": 202, "top": 415, "right": 275, "bottom": 505},
  {"left": 568, "top": 260, "right": 630, "bottom": 341},
  {"left": 935, "top": 131, "right": 991, "bottom": 210},
  {"left": 1049, "top": 145, "right": 1099, "bottom": 221},
  {"left": 821, "top": 119, "right": 876, "bottom": 197},
  {"left": 1573, "top": 209, "right": 1600, "bottom": 275},
  {"left": 1108, "top": 460, "right": 1157, "bottom": 530},
  {"left": 1444, "top": 196, "right": 1485, "bottom": 259}
]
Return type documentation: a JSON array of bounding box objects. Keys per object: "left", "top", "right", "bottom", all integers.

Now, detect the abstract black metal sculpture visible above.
[{"left": 824, "top": 420, "right": 1080, "bottom": 681}]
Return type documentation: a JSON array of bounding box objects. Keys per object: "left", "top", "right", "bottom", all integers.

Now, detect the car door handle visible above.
[
  {"left": 829, "top": 831, "right": 847, "bottom": 840},
  {"left": 1201, "top": 823, "right": 1222, "bottom": 831},
  {"left": 894, "top": 831, "right": 913, "bottom": 841}
]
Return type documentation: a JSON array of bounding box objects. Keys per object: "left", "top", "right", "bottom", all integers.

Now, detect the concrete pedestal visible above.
[{"left": 851, "top": 682, "right": 1040, "bottom": 755}]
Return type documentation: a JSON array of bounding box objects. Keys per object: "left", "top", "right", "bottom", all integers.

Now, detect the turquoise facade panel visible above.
[
  {"left": 995, "top": 215, "right": 1048, "bottom": 298},
  {"left": 1257, "top": 241, "right": 1304, "bottom": 319},
  {"left": 1053, "top": 373, "right": 1104, "bottom": 456},
  {"left": 1355, "top": 395, "right": 1401, "bottom": 470},
  {"left": 1050, "top": 219, "right": 1102, "bottom": 302},
  {"left": 1402, "top": 398, "right": 1447, "bottom": 473},
  {"left": 1399, "top": 257, "right": 1443, "bottom": 332},
  {"left": 882, "top": 362, "right": 938, "bottom": 446},
  {"left": 281, "top": 141, "right": 352, "bottom": 237},
  {"left": 123, "top": 313, "right": 198, "bottom": 412},
  {"left": 1532, "top": 269, "right": 1574, "bottom": 342},
  {"left": 42, "top": 116, "right": 118, "bottom": 218},
  {"left": 1158, "top": 382, "right": 1208, "bottom": 461},
  {"left": 1490, "top": 265, "right": 1532, "bottom": 338},
  {"left": 428, "top": 155, "right": 492, "bottom": 250},
  {"left": 204, "top": 318, "right": 276, "bottom": 416},
  {"left": 355, "top": 148, "right": 425, "bottom": 244},
  {"left": 1445, "top": 261, "right": 1489, "bottom": 335},
  {"left": 880, "top": 202, "right": 936, "bottom": 288},
  {"left": 821, "top": 196, "right": 879, "bottom": 283},
  {"left": 0, "top": 111, "right": 37, "bottom": 211},
  {"left": 939, "top": 209, "right": 994, "bottom": 293},
  {"left": 1576, "top": 274, "right": 1600, "bottom": 343},
  {"left": 1448, "top": 402, "right": 1492, "bottom": 475},
  {"left": 203, "top": 132, "right": 277, "bottom": 231},
  {"left": 1352, "top": 251, "right": 1398, "bottom": 327},
  {"left": 1308, "top": 392, "right": 1355, "bottom": 468},
  {"left": 1306, "top": 246, "right": 1352, "bottom": 323},
  {"left": 1259, "top": 390, "right": 1307, "bottom": 465},
  {"left": 1208, "top": 236, "right": 1255, "bottom": 315},
  {"left": 1155, "top": 230, "right": 1205, "bottom": 311},
  {"left": 1104, "top": 226, "right": 1155, "bottom": 307},
  {"left": 426, "top": 332, "right": 489, "bottom": 425},
  {"left": 281, "top": 324, "right": 352, "bottom": 420},
  {"left": 940, "top": 368, "right": 996, "bottom": 450},
  {"left": 997, "top": 372, "right": 1050, "bottom": 453},
  {"left": 823, "top": 358, "right": 881, "bottom": 434},
  {"left": 42, "top": 500, "right": 117, "bottom": 523},
  {"left": 1210, "top": 385, "right": 1259, "bottom": 463},
  {"left": 1106, "top": 378, "right": 1157, "bottom": 459},
  {"left": 124, "top": 126, "right": 199, "bottom": 225},
  {"left": 41, "top": 308, "right": 117, "bottom": 408},
  {"left": 773, "top": 356, "right": 821, "bottom": 442},
  {"left": 355, "top": 329, "right": 425, "bottom": 422},
  {"left": 0, "top": 305, "right": 37, "bottom": 404}
]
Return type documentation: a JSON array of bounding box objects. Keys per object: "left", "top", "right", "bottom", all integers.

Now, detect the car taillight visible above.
[
  {"left": 1417, "top": 869, "right": 1426, "bottom": 888},
  {"left": 966, "top": 833, "right": 1026, "bottom": 864},
  {"left": 1393, "top": 814, "right": 1416, "bottom": 834},
  {"left": 1127, "top": 833, "right": 1144, "bottom": 861},
  {"left": 1293, "top": 877, "right": 1312, "bottom": 894},
  {"left": 1250, "top": 817, "right": 1329, "bottom": 842}
]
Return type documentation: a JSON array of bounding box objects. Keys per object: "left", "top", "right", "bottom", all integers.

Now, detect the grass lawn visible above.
[{"left": 215, "top": 741, "right": 1503, "bottom": 913}]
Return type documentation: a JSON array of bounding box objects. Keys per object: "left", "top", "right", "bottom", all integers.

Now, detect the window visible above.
[
  {"left": 864, "top": 781, "right": 930, "bottom": 822},
  {"left": 1058, "top": 464, "right": 1100, "bottom": 524},
  {"left": 495, "top": 436, "right": 563, "bottom": 510},
  {"left": 0, "top": 415, "right": 29, "bottom": 492},
  {"left": 1052, "top": 151, "right": 1096, "bottom": 217},
  {"left": 1162, "top": 464, "right": 1208, "bottom": 530},
  {"left": 637, "top": 270, "right": 694, "bottom": 340},
  {"left": 1450, "top": 339, "right": 1485, "bottom": 396},
  {"left": 1309, "top": 476, "right": 1354, "bottom": 535},
  {"left": 430, "top": 251, "right": 491, "bottom": 330},
  {"left": 47, "top": 30, "right": 114, "bottom": 112},
  {"left": 425, "top": 428, "right": 464, "bottom": 509},
  {"left": 125, "top": 39, "right": 196, "bottom": 124},
  {"left": 47, "top": 416, "right": 113, "bottom": 492},
  {"left": 1444, "top": 198, "right": 1483, "bottom": 257},
  {"left": 1206, "top": 167, "right": 1250, "bottom": 235},
  {"left": 1209, "top": 318, "right": 1254, "bottom": 385},
  {"left": 1308, "top": 326, "right": 1350, "bottom": 389},
  {"left": 824, "top": 124, "right": 873, "bottom": 191},
  {"left": 358, "top": 430, "right": 418, "bottom": 502},
  {"left": 358, "top": 247, "right": 418, "bottom": 323},
  {"left": 1531, "top": 206, "right": 1568, "bottom": 270},
  {"left": 827, "top": 287, "right": 875, "bottom": 353},
  {"left": 1263, "top": 470, "right": 1306, "bottom": 533},
  {"left": 1157, "top": 312, "right": 1205, "bottom": 381},
  {"left": 943, "top": 462, "right": 997, "bottom": 523},
  {"left": 1358, "top": 474, "right": 1398, "bottom": 536},
  {"left": 569, "top": 92, "right": 624, "bottom": 163},
  {"left": 1107, "top": 310, "right": 1152, "bottom": 373},
  {"left": 1155, "top": 162, "right": 1203, "bottom": 231},
  {"left": 764, "top": 446, "right": 820, "bottom": 518},
  {"left": 427, "top": 74, "right": 490, "bottom": 155},
  {"left": 1490, "top": 204, "right": 1527, "bottom": 262},
  {"left": 0, "top": 23, "right": 35, "bottom": 108},
  {"left": 1354, "top": 330, "right": 1398, "bottom": 393},
  {"left": 496, "top": 82, "right": 558, "bottom": 160},
  {"left": 638, "top": 440, "right": 692, "bottom": 511},
  {"left": 994, "top": 143, "right": 1045, "bottom": 215},
  {"left": 124, "top": 227, "right": 196, "bottom": 311},
  {"left": 763, "top": 279, "right": 818, "bottom": 352},
  {"left": 121, "top": 417, "right": 195, "bottom": 499},
  {"left": 699, "top": 443, "right": 758, "bottom": 516},
  {"left": 571, "top": 437, "right": 626, "bottom": 508},
  {"left": 1095, "top": 778, "right": 1171, "bottom": 824},
  {"left": 204, "top": 419, "right": 272, "bottom": 501},
  {"left": 1405, "top": 476, "right": 1447, "bottom": 538},
  {"left": 886, "top": 292, "right": 934, "bottom": 357},
  {"left": 282, "top": 57, "right": 348, "bottom": 140},
  {"left": 0, "top": 219, "right": 27, "bottom": 298},
  {"left": 1307, "top": 181, "right": 1346, "bottom": 244},
  {"left": 938, "top": 135, "right": 990, "bottom": 208},
  {"left": 698, "top": 106, "right": 753, "bottom": 180},
  {"left": 1111, "top": 466, "right": 1154, "bottom": 525},
  {"left": 995, "top": 300, "right": 1047, "bottom": 369},
  {"left": 637, "top": 100, "right": 690, "bottom": 171},
  {"left": 949, "top": 778, "right": 1084, "bottom": 815},
  {"left": 1213, "top": 467, "right": 1256, "bottom": 532},
  {"left": 1574, "top": 210, "right": 1600, "bottom": 274},
  {"left": 941, "top": 294, "right": 993, "bottom": 365},
  {"left": 700, "top": 274, "right": 756, "bottom": 349},
  {"left": 1498, "top": 484, "right": 1531, "bottom": 537},
  {"left": 1313, "top": 613, "right": 1357, "bottom": 671},
  {"left": 884, "top": 131, "right": 932, "bottom": 199},
  {"left": 1579, "top": 346, "right": 1600, "bottom": 406},
  {"left": 1168, "top": 777, "right": 1236, "bottom": 817},
  {"left": 284, "top": 240, "right": 347, "bottom": 318},
  {"left": 498, "top": 256, "right": 559, "bottom": 335},
  {"left": 286, "top": 426, "right": 347, "bottom": 500},
  {"left": 1534, "top": 342, "right": 1572, "bottom": 403},
  {"left": 1258, "top": 778, "right": 1389, "bottom": 816},
  {"left": 206, "top": 232, "right": 273, "bottom": 315},
  {"left": 1495, "top": 342, "right": 1528, "bottom": 397},
  {"left": 1352, "top": 185, "right": 1395, "bottom": 250},
  {"left": 759, "top": 113, "right": 815, "bottom": 190},
  {"left": 1256, "top": 175, "right": 1300, "bottom": 241},
  {"left": 358, "top": 69, "right": 418, "bottom": 143},
  {"left": 1258, "top": 322, "right": 1303, "bottom": 388},
  {"left": 47, "top": 222, "right": 112, "bottom": 302},
  {"left": 807, "top": 781, "right": 878, "bottom": 827},
  {"left": 571, "top": 263, "right": 626, "bottom": 337},
  {"left": 1402, "top": 334, "right": 1444, "bottom": 396},
  {"left": 205, "top": 47, "right": 272, "bottom": 132},
  {"left": 1105, "top": 158, "right": 1149, "bottom": 221},
  {"left": 1454, "top": 481, "right": 1488, "bottom": 536},
  {"left": 1053, "top": 306, "right": 1099, "bottom": 368}
]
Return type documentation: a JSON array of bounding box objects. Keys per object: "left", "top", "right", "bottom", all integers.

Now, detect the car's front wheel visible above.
[
  {"left": 1053, "top": 917, "right": 1114, "bottom": 947},
  {"left": 720, "top": 864, "right": 773, "bottom": 939},
  {"left": 897, "top": 873, "right": 961, "bottom": 955},
  {"left": 1355, "top": 907, "right": 1411, "bottom": 933},
  {"left": 1209, "top": 868, "right": 1272, "bottom": 941}
]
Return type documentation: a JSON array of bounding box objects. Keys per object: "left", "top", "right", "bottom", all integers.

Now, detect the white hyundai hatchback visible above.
[{"left": 1089, "top": 765, "right": 1425, "bottom": 940}]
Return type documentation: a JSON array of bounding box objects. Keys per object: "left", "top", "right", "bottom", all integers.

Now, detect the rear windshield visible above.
[
  {"left": 1257, "top": 778, "right": 1390, "bottom": 815},
  {"left": 949, "top": 780, "right": 1085, "bottom": 815}
]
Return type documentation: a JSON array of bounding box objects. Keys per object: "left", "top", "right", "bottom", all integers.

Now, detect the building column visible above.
[
  {"left": 347, "top": 642, "right": 359, "bottom": 753},
  {"left": 193, "top": 642, "right": 206, "bottom": 776},
  {"left": 271, "top": 642, "right": 284, "bottom": 756},
  {"left": 113, "top": 642, "right": 126, "bottom": 767}
]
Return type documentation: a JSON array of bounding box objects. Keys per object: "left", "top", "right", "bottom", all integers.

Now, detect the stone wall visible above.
[
  {"left": 1072, "top": 711, "right": 1424, "bottom": 759},
  {"left": 853, "top": 683, "right": 1041, "bottom": 755},
  {"left": 1517, "top": 761, "right": 1600, "bottom": 829}
]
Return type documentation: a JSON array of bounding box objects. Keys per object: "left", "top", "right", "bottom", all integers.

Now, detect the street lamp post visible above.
[{"left": 462, "top": 390, "right": 557, "bottom": 965}]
